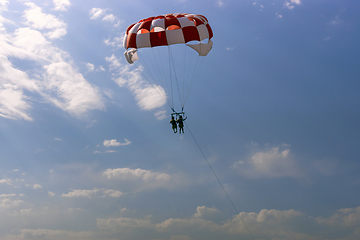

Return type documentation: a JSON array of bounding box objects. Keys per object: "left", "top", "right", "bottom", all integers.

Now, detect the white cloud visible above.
[
  {"left": 102, "top": 189, "right": 123, "bottom": 198},
  {"left": 284, "top": 2, "right": 294, "bottom": 9},
  {"left": 105, "top": 150, "right": 117, "bottom": 153},
  {"left": 42, "top": 61, "right": 105, "bottom": 116},
  {"left": 48, "top": 191, "right": 56, "bottom": 197},
  {"left": 233, "top": 146, "right": 302, "bottom": 178},
  {"left": 103, "top": 139, "right": 131, "bottom": 147},
  {"left": 97, "top": 217, "right": 153, "bottom": 231},
  {"left": 103, "top": 14, "right": 116, "bottom": 22},
  {"left": 33, "top": 184, "right": 43, "bottom": 189},
  {"left": 0, "top": 198, "right": 24, "bottom": 209},
  {"left": 89, "top": 8, "right": 105, "bottom": 20},
  {"left": 17, "top": 229, "right": 95, "bottom": 240},
  {"left": 154, "top": 110, "right": 167, "bottom": 120},
  {"left": 62, "top": 188, "right": 101, "bottom": 198},
  {"left": 53, "top": 0, "right": 71, "bottom": 12},
  {"left": 89, "top": 8, "right": 122, "bottom": 27},
  {"left": 0, "top": 178, "right": 12, "bottom": 185},
  {"left": 61, "top": 188, "right": 123, "bottom": 198},
  {"left": 0, "top": 5, "right": 105, "bottom": 121},
  {"left": 23, "top": 2, "right": 67, "bottom": 39},
  {"left": 0, "top": 0, "right": 9, "bottom": 11},
  {"left": 86, "top": 63, "right": 95, "bottom": 72},
  {"left": 330, "top": 15, "right": 343, "bottom": 25},
  {"left": 0, "top": 193, "right": 16, "bottom": 198},
  {"left": 104, "top": 168, "right": 170, "bottom": 182},
  {"left": 284, "top": 0, "right": 301, "bottom": 10},
  {"left": 193, "top": 206, "right": 220, "bottom": 219},
  {"left": 103, "top": 168, "right": 173, "bottom": 190},
  {"left": 97, "top": 206, "right": 360, "bottom": 239},
  {"left": 0, "top": 85, "right": 33, "bottom": 120},
  {"left": 216, "top": 0, "right": 225, "bottom": 8}
]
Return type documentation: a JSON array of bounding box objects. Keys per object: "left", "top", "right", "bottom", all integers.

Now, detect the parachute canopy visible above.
[{"left": 123, "top": 13, "right": 213, "bottom": 61}]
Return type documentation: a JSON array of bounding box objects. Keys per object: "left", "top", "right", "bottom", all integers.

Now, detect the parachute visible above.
[{"left": 123, "top": 13, "right": 213, "bottom": 114}]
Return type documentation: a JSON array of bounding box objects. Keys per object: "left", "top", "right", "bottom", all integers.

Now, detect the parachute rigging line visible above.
[
  {"left": 182, "top": 56, "right": 204, "bottom": 109},
  {"left": 185, "top": 122, "right": 256, "bottom": 240},
  {"left": 132, "top": 61, "right": 172, "bottom": 110},
  {"left": 168, "top": 46, "right": 183, "bottom": 110}
]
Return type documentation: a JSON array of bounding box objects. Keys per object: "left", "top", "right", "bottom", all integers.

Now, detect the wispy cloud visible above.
[
  {"left": 89, "top": 8, "right": 105, "bottom": 20},
  {"left": 89, "top": 8, "right": 122, "bottom": 27},
  {"left": 103, "top": 139, "right": 131, "bottom": 147},
  {"left": 62, "top": 188, "right": 123, "bottom": 198},
  {"left": 103, "top": 168, "right": 174, "bottom": 190},
  {"left": 284, "top": 0, "right": 301, "bottom": 10},
  {"left": 216, "top": 0, "right": 225, "bottom": 8},
  {"left": 330, "top": 15, "right": 343, "bottom": 25}
]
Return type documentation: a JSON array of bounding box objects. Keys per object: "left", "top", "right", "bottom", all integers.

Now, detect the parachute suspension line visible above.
[
  {"left": 168, "top": 46, "right": 183, "bottom": 111},
  {"left": 132, "top": 61, "right": 172, "bottom": 110},
  {"left": 182, "top": 55, "right": 205, "bottom": 110},
  {"left": 185, "top": 122, "right": 256, "bottom": 240},
  {"left": 182, "top": 44, "right": 187, "bottom": 107},
  {"left": 150, "top": 47, "right": 173, "bottom": 109}
]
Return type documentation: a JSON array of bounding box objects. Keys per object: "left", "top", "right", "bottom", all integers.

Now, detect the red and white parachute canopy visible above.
[{"left": 123, "top": 13, "right": 213, "bottom": 63}]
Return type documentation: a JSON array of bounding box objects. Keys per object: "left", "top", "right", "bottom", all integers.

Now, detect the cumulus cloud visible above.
[
  {"left": 103, "top": 139, "right": 131, "bottom": 147},
  {"left": 86, "top": 63, "right": 95, "bottom": 72},
  {"left": 233, "top": 145, "right": 302, "bottom": 179},
  {"left": 48, "top": 191, "right": 56, "bottom": 197},
  {"left": 193, "top": 206, "right": 220, "bottom": 219},
  {"left": 95, "top": 206, "right": 360, "bottom": 239},
  {"left": 33, "top": 184, "right": 43, "bottom": 189},
  {"left": 23, "top": 2, "right": 67, "bottom": 39},
  {"left": 0, "top": 4, "right": 105, "bottom": 121},
  {"left": 53, "top": 0, "right": 71, "bottom": 12}
]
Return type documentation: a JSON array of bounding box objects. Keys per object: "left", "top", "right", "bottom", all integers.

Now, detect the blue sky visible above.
[{"left": 1, "top": 0, "right": 360, "bottom": 239}]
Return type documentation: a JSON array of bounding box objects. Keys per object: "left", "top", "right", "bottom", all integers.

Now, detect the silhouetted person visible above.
[
  {"left": 177, "top": 115, "right": 187, "bottom": 134},
  {"left": 170, "top": 116, "right": 177, "bottom": 133}
]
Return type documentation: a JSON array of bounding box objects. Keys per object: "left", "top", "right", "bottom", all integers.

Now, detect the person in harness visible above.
[
  {"left": 177, "top": 115, "right": 187, "bottom": 134},
  {"left": 170, "top": 116, "right": 177, "bottom": 133}
]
